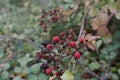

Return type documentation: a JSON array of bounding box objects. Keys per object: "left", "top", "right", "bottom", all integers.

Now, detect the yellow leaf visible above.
[{"left": 61, "top": 70, "right": 74, "bottom": 80}]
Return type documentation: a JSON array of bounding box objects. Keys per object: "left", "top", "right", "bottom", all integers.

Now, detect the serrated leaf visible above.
[
  {"left": 14, "top": 67, "right": 22, "bottom": 74},
  {"left": 61, "top": 69, "right": 74, "bottom": 80},
  {"left": 30, "top": 63, "right": 40, "bottom": 74},
  {"left": 1, "top": 71, "right": 9, "bottom": 79}
]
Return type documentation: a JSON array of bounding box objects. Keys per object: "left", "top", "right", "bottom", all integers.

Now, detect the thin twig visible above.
[
  {"left": 0, "top": 35, "right": 44, "bottom": 49},
  {"left": 77, "top": 15, "right": 85, "bottom": 41},
  {"left": 84, "top": 68, "right": 104, "bottom": 80},
  {"left": 72, "top": 59, "right": 76, "bottom": 73}
]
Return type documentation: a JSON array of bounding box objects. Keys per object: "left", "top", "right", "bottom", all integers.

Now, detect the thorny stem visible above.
[
  {"left": 72, "top": 15, "right": 85, "bottom": 72},
  {"left": 77, "top": 15, "right": 85, "bottom": 41}
]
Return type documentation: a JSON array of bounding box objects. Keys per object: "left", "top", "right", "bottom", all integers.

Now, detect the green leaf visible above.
[
  {"left": 89, "top": 62, "right": 100, "bottom": 71},
  {"left": 74, "top": 72, "right": 82, "bottom": 80},
  {"left": 13, "top": 76, "right": 22, "bottom": 80},
  {"left": 61, "top": 69, "right": 74, "bottom": 80},
  {"left": 18, "top": 56, "right": 33, "bottom": 67},
  {"left": 62, "top": 3, "right": 71, "bottom": 10},
  {"left": 14, "top": 67, "right": 22, "bottom": 74},
  {"left": 64, "top": 0, "right": 73, "bottom": 2},
  {"left": 38, "top": 73, "right": 49, "bottom": 80},
  {"left": 30, "top": 63, "right": 40, "bottom": 74},
  {"left": 95, "top": 40, "right": 102, "bottom": 53},
  {"left": 3, "top": 63, "right": 10, "bottom": 70},
  {"left": 27, "top": 74, "right": 38, "bottom": 80},
  {"left": 23, "top": 67, "right": 31, "bottom": 74},
  {"left": 117, "top": 68, "right": 120, "bottom": 74},
  {"left": 1, "top": 71, "right": 9, "bottom": 79},
  {"left": 111, "top": 73, "right": 118, "bottom": 80}
]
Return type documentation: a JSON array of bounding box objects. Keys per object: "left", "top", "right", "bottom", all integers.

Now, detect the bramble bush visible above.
[{"left": 0, "top": 0, "right": 120, "bottom": 80}]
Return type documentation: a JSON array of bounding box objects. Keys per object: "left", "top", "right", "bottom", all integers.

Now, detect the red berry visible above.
[
  {"left": 53, "top": 36, "right": 60, "bottom": 43},
  {"left": 68, "top": 35, "right": 72, "bottom": 39},
  {"left": 60, "top": 32, "right": 65, "bottom": 36},
  {"left": 36, "top": 52, "right": 42, "bottom": 58},
  {"left": 46, "top": 44, "right": 52, "bottom": 50},
  {"left": 40, "top": 15, "right": 45, "bottom": 19},
  {"left": 55, "top": 71, "right": 59, "bottom": 76},
  {"left": 45, "top": 68, "right": 52, "bottom": 75},
  {"left": 51, "top": 15, "right": 56, "bottom": 20},
  {"left": 74, "top": 52, "right": 81, "bottom": 59},
  {"left": 79, "top": 38, "right": 84, "bottom": 43},
  {"left": 59, "top": 40, "right": 63, "bottom": 44},
  {"left": 69, "top": 41, "right": 76, "bottom": 48}
]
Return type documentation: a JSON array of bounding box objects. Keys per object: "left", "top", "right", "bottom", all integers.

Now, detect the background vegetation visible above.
[{"left": 0, "top": 0, "right": 120, "bottom": 80}]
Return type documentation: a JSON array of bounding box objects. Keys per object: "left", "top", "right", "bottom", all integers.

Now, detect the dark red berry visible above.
[
  {"left": 36, "top": 52, "right": 42, "bottom": 58},
  {"left": 46, "top": 44, "right": 52, "bottom": 50},
  {"left": 53, "top": 36, "right": 60, "bottom": 43},
  {"left": 45, "top": 68, "right": 52, "bottom": 75},
  {"left": 51, "top": 15, "right": 56, "bottom": 20},
  {"left": 40, "top": 15, "right": 45, "bottom": 19},
  {"left": 79, "top": 38, "right": 84, "bottom": 43},
  {"left": 74, "top": 52, "right": 81, "bottom": 59},
  {"left": 68, "top": 35, "right": 72, "bottom": 39},
  {"left": 42, "top": 55, "right": 47, "bottom": 60},
  {"left": 55, "top": 71, "right": 59, "bottom": 76},
  {"left": 59, "top": 40, "right": 63, "bottom": 44},
  {"left": 60, "top": 32, "right": 65, "bottom": 36},
  {"left": 69, "top": 41, "right": 76, "bottom": 48}
]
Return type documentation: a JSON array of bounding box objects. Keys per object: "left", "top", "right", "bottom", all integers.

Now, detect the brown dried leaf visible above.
[
  {"left": 97, "top": 27, "right": 112, "bottom": 43},
  {"left": 90, "top": 17, "right": 101, "bottom": 30},
  {"left": 97, "top": 12, "right": 109, "bottom": 26},
  {"left": 87, "top": 42, "right": 96, "bottom": 51},
  {"left": 90, "top": 12, "right": 109, "bottom": 30},
  {"left": 89, "top": 6, "right": 98, "bottom": 17},
  {"left": 85, "top": 0, "right": 91, "bottom": 7}
]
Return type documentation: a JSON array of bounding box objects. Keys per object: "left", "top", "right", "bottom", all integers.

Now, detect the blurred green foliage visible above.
[{"left": 0, "top": 0, "right": 120, "bottom": 80}]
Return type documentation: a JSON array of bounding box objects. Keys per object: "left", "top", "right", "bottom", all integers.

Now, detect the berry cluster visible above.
[
  {"left": 35, "top": 29, "right": 87, "bottom": 79},
  {"left": 39, "top": 8, "right": 61, "bottom": 31}
]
